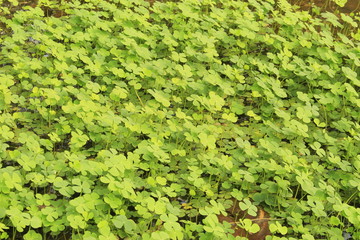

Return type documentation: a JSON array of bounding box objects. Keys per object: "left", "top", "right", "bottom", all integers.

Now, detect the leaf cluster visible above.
[{"left": 0, "top": 0, "right": 359, "bottom": 239}]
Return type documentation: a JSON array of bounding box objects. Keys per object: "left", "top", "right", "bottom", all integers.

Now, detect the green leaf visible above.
[
  {"left": 269, "top": 221, "right": 287, "bottom": 235},
  {"left": 333, "top": 0, "right": 347, "bottom": 7},
  {"left": 41, "top": 207, "right": 59, "bottom": 223},
  {"left": 67, "top": 214, "right": 87, "bottom": 229},
  {"left": 0, "top": 125, "right": 14, "bottom": 140},
  {"left": 222, "top": 112, "right": 238, "bottom": 122},
  {"left": 110, "top": 86, "right": 128, "bottom": 100},
  {"left": 110, "top": 67, "right": 126, "bottom": 78},
  {"left": 198, "top": 132, "right": 216, "bottom": 150},
  {"left": 151, "top": 231, "right": 169, "bottom": 240},
  {"left": 156, "top": 176, "right": 167, "bottom": 186},
  {"left": 247, "top": 110, "right": 261, "bottom": 121},
  {"left": 30, "top": 216, "right": 42, "bottom": 228},
  {"left": 154, "top": 200, "right": 167, "bottom": 215},
  {"left": 148, "top": 89, "right": 171, "bottom": 107},
  {"left": 342, "top": 67, "right": 360, "bottom": 86},
  {"left": 70, "top": 129, "right": 89, "bottom": 149},
  {"left": 329, "top": 216, "right": 341, "bottom": 226},
  {"left": 112, "top": 215, "right": 127, "bottom": 229},
  {"left": 0, "top": 223, "right": 9, "bottom": 232},
  {"left": 97, "top": 220, "right": 111, "bottom": 236},
  {"left": 296, "top": 106, "right": 312, "bottom": 123},
  {"left": 242, "top": 219, "right": 260, "bottom": 233},
  {"left": 24, "top": 230, "right": 42, "bottom": 240},
  {"left": 297, "top": 91, "right": 310, "bottom": 102}
]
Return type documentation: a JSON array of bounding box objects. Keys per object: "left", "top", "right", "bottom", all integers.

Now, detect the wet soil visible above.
[
  {"left": 1, "top": 0, "right": 359, "bottom": 18},
  {"left": 217, "top": 198, "right": 271, "bottom": 239},
  {"left": 288, "top": 0, "right": 359, "bottom": 37},
  {"left": 289, "top": 0, "right": 360, "bottom": 13}
]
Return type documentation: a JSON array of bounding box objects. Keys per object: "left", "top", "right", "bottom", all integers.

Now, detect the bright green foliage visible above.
[{"left": 0, "top": 0, "right": 359, "bottom": 239}]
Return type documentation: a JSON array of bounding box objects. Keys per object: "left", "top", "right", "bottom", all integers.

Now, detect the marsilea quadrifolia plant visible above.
[{"left": 0, "top": 0, "right": 359, "bottom": 239}]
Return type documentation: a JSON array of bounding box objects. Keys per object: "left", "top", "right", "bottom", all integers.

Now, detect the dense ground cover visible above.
[{"left": 0, "top": 0, "right": 359, "bottom": 239}]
